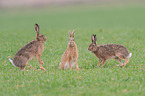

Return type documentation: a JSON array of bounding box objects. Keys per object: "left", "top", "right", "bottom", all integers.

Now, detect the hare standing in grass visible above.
[
  {"left": 59, "top": 30, "right": 79, "bottom": 70},
  {"left": 9, "top": 24, "right": 47, "bottom": 70},
  {"left": 88, "top": 34, "right": 132, "bottom": 68}
]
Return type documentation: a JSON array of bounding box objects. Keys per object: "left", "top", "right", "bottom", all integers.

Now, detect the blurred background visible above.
[
  {"left": 0, "top": 0, "right": 144, "bottom": 8},
  {"left": 0, "top": 0, "right": 145, "bottom": 52},
  {"left": 0, "top": 0, "right": 145, "bottom": 29}
]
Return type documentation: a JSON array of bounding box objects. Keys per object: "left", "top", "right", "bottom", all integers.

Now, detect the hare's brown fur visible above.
[
  {"left": 88, "top": 34, "right": 132, "bottom": 68},
  {"left": 59, "top": 30, "right": 79, "bottom": 70},
  {"left": 9, "top": 24, "right": 47, "bottom": 70}
]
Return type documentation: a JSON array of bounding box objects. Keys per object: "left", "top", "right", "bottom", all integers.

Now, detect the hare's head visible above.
[
  {"left": 88, "top": 34, "right": 97, "bottom": 52},
  {"left": 35, "top": 24, "right": 47, "bottom": 42},
  {"left": 68, "top": 30, "right": 75, "bottom": 47}
]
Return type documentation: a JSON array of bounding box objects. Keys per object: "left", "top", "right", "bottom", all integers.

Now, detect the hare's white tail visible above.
[
  {"left": 9, "top": 58, "right": 16, "bottom": 67},
  {"left": 126, "top": 53, "right": 132, "bottom": 59}
]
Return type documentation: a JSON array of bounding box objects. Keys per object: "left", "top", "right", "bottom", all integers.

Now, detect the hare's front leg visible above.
[
  {"left": 97, "top": 58, "right": 102, "bottom": 67},
  {"left": 75, "top": 61, "right": 80, "bottom": 71},
  {"left": 68, "top": 61, "right": 72, "bottom": 69},
  {"left": 59, "top": 62, "right": 63, "bottom": 69},
  {"left": 36, "top": 54, "right": 45, "bottom": 70},
  {"left": 101, "top": 59, "right": 106, "bottom": 68}
]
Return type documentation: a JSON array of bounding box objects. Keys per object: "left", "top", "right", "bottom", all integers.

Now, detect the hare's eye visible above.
[{"left": 92, "top": 45, "right": 94, "bottom": 47}]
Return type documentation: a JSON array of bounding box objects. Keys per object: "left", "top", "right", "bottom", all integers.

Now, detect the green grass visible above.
[{"left": 0, "top": 4, "right": 145, "bottom": 96}]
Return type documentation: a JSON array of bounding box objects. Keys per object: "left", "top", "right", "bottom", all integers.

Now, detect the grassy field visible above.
[{"left": 0, "top": 3, "right": 145, "bottom": 96}]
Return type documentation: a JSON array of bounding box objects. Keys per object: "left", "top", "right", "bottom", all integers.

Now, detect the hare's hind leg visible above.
[
  {"left": 59, "top": 62, "right": 63, "bottom": 69},
  {"left": 15, "top": 57, "right": 28, "bottom": 70},
  {"left": 122, "top": 59, "right": 129, "bottom": 68},
  {"left": 58, "top": 62, "right": 64, "bottom": 70},
  {"left": 20, "top": 60, "right": 28, "bottom": 71},
  {"left": 36, "top": 54, "right": 45, "bottom": 70},
  {"left": 115, "top": 58, "right": 123, "bottom": 66},
  {"left": 20, "top": 66, "right": 26, "bottom": 70},
  {"left": 116, "top": 53, "right": 129, "bottom": 68}
]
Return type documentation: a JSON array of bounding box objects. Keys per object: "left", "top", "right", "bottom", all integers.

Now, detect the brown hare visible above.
[
  {"left": 9, "top": 24, "right": 47, "bottom": 70},
  {"left": 88, "top": 34, "right": 132, "bottom": 68},
  {"left": 59, "top": 30, "right": 79, "bottom": 70}
]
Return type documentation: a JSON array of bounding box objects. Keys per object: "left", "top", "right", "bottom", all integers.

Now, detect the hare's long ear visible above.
[
  {"left": 94, "top": 34, "right": 97, "bottom": 41},
  {"left": 91, "top": 34, "right": 95, "bottom": 42},
  {"left": 35, "top": 23, "right": 39, "bottom": 36},
  {"left": 68, "top": 30, "right": 71, "bottom": 37},
  {"left": 72, "top": 29, "right": 75, "bottom": 37},
  {"left": 94, "top": 34, "right": 97, "bottom": 44}
]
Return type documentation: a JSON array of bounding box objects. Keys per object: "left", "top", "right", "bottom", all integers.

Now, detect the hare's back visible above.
[
  {"left": 98, "top": 44, "right": 129, "bottom": 55},
  {"left": 109, "top": 44, "right": 129, "bottom": 55},
  {"left": 15, "top": 40, "right": 38, "bottom": 57}
]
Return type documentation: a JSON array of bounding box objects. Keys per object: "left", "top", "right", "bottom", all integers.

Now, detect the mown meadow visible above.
[{"left": 0, "top": 3, "right": 145, "bottom": 96}]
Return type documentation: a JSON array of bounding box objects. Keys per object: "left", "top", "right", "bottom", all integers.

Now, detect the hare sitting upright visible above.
[
  {"left": 59, "top": 30, "right": 79, "bottom": 70},
  {"left": 88, "top": 34, "right": 132, "bottom": 68},
  {"left": 9, "top": 24, "right": 47, "bottom": 70}
]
